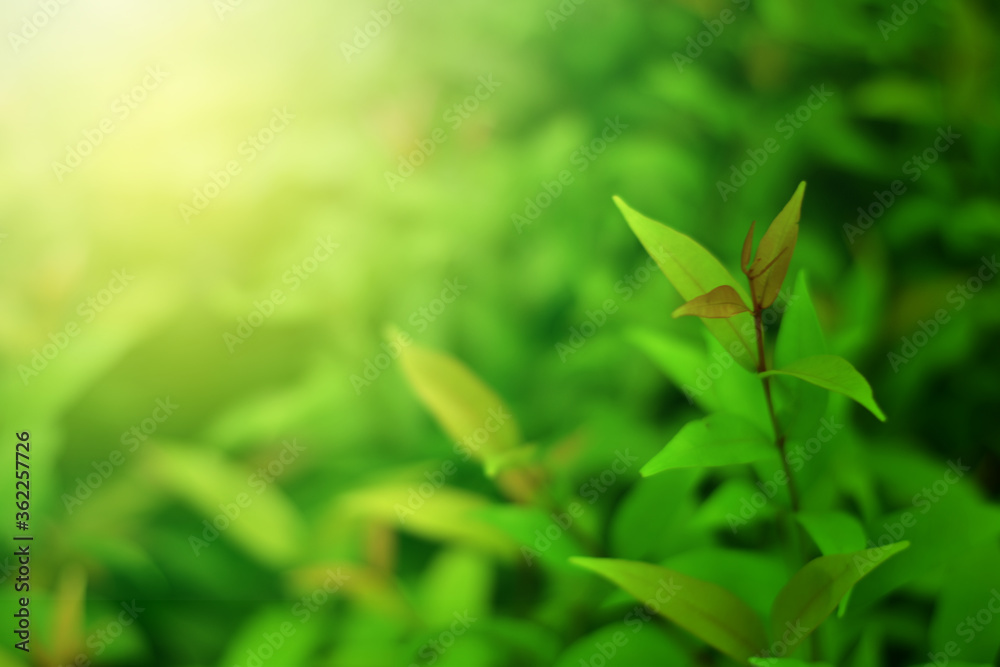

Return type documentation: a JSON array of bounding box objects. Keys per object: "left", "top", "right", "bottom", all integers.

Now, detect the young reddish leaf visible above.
[
  {"left": 571, "top": 557, "right": 769, "bottom": 664},
  {"left": 672, "top": 285, "right": 752, "bottom": 319},
  {"left": 749, "top": 182, "right": 806, "bottom": 309},
  {"left": 741, "top": 221, "right": 756, "bottom": 274},
  {"left": 614, "top": 196, "right": 758, "bottom": 371},
  {"left": 770, "top": 542, "right": 909, "bottom": 655}
]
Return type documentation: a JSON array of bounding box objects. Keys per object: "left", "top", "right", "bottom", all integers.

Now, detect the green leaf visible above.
[
  {"left": 614, "top": 195, "right": 759, "bottom": 371},
  {"left": 571, "top": 557, "right": 769, "bottom": 663},
  {"left": 773, "top": 271, "right": 829, "bottom": 439},
  {"left": 398, "top": 342, "right": 521, "bottom": 465},
  {"left": 748, "top": 182, "right": 806, "bottom": 309},
  {"left": 641, "top": 413, "right": 776, "bottom": 477},
  {"left": 796, "top": 511, "right": 868, "bottom": 616},
  {"left": 770, "top": 542, "right": 909, "bottom": 654},
  {"left": 759, "top": 354, "right": 886, "bottom": 421},
  {"left": 673, "top": 285, "right": 751, "bottom": 319}
]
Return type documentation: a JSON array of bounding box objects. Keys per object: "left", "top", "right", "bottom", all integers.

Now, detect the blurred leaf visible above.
[
  {"left": 673, "top": 285, "right": 751, "bottom": 319},
  {"left": 553, "top": 621, "right": 688, "bottom": 667},
  {"left": 770, "top": 542, "right": 909, "bottom": 655},
  {"left": 611, "top": 469, "right": 704, "bottom": 561},
  {"left": 147, "top": 442, "right": 305, "bottom": 567},
  {"left": 339, "top": 480, "right": 517, "bottom": 560},
  {"left": 399, "top": 342, "right": 521, "bottom": 468},
  {"left": 628, "top": 328, "right": 720, "bottom": 413},
  {"left": 418, "top": 548, "right": 494, "bottom": 626},
  {"left": 796, "top": 511, "right": 867, "bottom": 556},
  {"left": 760, "top": 355, "right": 886, "bottom": 421},
  {"left": 614, "top": 195, "right": 758, "bottom": 371},
  {"left": 641, "top": 413, "right": 776, "bottom": 476},
  {"left": 929, "top": 542, "right": 1000, "bottom": 663},
  {"left": 571, "top": 557, "right": 769, "bottom": 663}
]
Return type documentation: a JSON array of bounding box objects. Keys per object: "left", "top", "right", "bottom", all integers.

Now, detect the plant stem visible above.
[{"left": 753, "top": 310, "right": 801, "bottom": 513}]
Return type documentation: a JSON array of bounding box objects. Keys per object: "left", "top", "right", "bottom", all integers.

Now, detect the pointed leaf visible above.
[
  {"left": 750, "top": 182, "right": 805, "bottom": 308},
  {"left": 759, "top": 354, "right": 886, "bottom": 421},
  {"left": 673, "top": 285, "right": 751, "bottom": 319},
  {"left": 571, "top": 557, "right": 769, "bottom": 663},
  {"left": 398, "top": 343, "right": 521, "bottom": 464},
  {"left": 770, "top": 542, "right": 909, "bottom": 654},
  {"left": 614, "top": 196, "right": 758, "bottom": 371},
  {"left": 642, "top": 413, "right": 775, "bottom": 477}
]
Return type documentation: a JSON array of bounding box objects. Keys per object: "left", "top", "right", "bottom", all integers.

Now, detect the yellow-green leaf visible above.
[
  {"left": 571, "top": 557, "right": 769, "bottom": 664},
  {"left": 770, "top": 542, "right": 909, "bottom": 654},
  {"left": 399, "top": 343, "right": 521, "bottom": 464},
  {"left": 672, "top": 285, "right": 751, "bottom": 319},
  {"left": 749, "top": 182, "right": 806, "bottom": 309},
  {"left": 759, "top": 354, "right": 886, "bottom": 421},
  {"left": 614, "top": 195, "right": 758, "bottom": 371}
]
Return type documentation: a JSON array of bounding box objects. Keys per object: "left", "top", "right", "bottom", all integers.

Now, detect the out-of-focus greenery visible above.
[{"left": 1, "top": 0, "right": 998, "bottom": 664}]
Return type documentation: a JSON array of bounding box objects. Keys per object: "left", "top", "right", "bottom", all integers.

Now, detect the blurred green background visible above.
[{"left": 1, "top": 0, "right": 999, "bottom": 665}]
